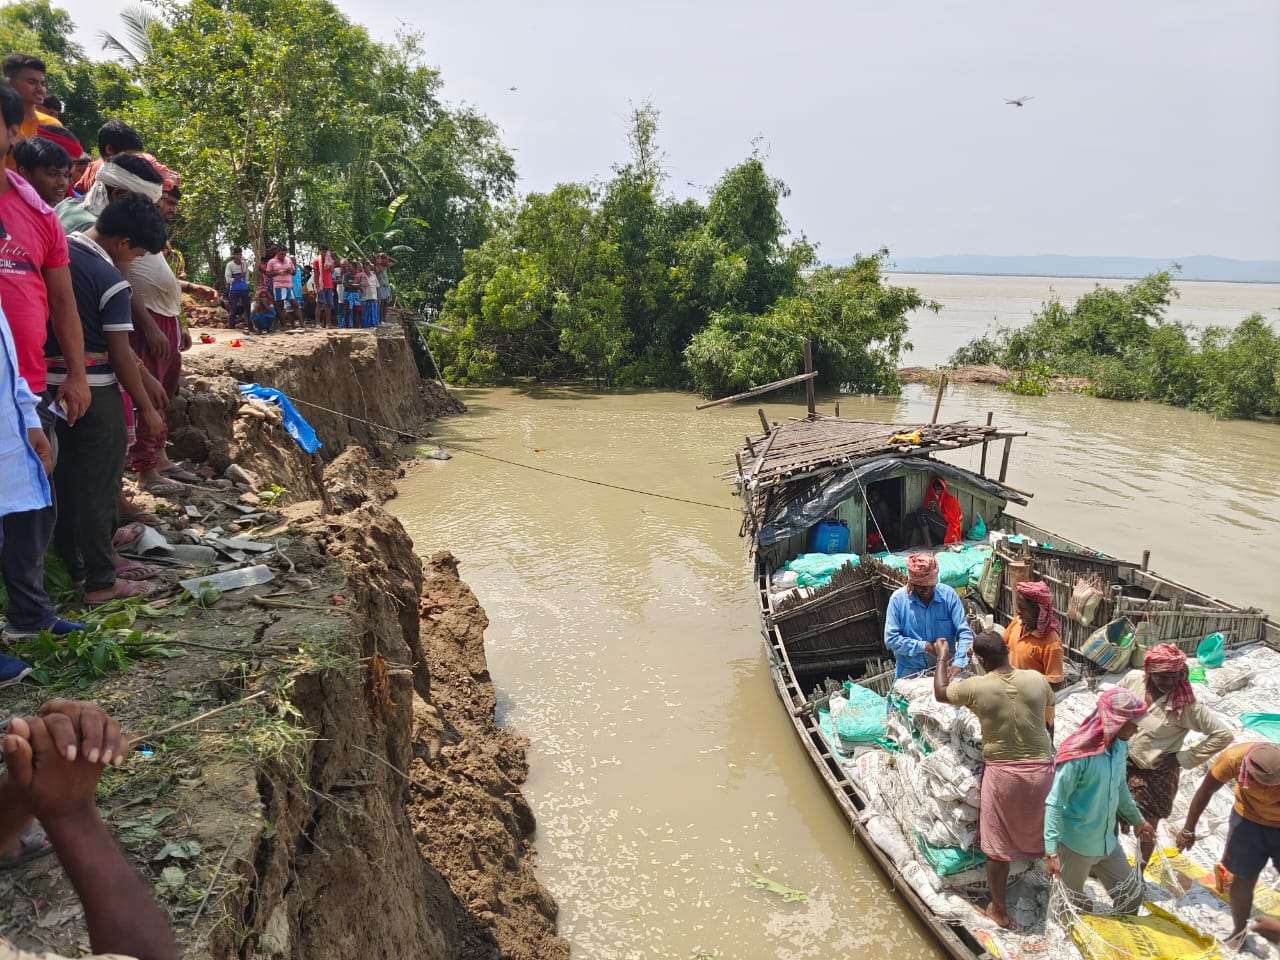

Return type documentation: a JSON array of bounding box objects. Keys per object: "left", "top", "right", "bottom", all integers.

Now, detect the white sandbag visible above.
[{"left": 864, "top": 814, "right": 914, "bottom": 869}]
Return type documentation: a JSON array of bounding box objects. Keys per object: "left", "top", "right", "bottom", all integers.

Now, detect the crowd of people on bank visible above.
[
  {"left": 225, "top": 243, "right": 395, "bottom": 334},
  {"left": 0, "top": 52, "right": 403, "bottom": 957},
  {"left": 887, "top": 549, "right": 1280, "bottom": 948}
]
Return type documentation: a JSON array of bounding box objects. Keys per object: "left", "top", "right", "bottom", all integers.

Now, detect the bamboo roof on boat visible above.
[{"left": 727, "top": 416, "right": 1014, "bottom": 492}]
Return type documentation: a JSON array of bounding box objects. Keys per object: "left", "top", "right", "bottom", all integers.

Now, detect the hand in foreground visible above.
[
  {"left": 1045, "top": 853, "right": 1061, "bottom": 881},
  {"left": 1134, "top": 821, "right": 1156, "bottom": 843},
  {"left": 935, "top": 638, "right": 950, "bottom": 661},
  {"left": 1175, "top": 825, "right": 1197, "bottom": 851},
  {"left": 38, "top": 699, "right": 128, "bottom": 767},
  {"left": 186, "top": 283, "right": 218, "bottom": 302},
  {"left": 27, "top": 427, "right": 52, "bottom": 474},
  {"left": 180, "top": 327, "right": 192, "bottom": 352},
  {"left": 55, "top": 377, "right": 90, "bottom": 425},
  {"left": 3, "top": 717, "right": 104, "bottom": 821}
]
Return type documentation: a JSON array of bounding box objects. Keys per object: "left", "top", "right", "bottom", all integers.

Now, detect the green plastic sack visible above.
[
  {"left": 1188, "top": 666, "right": 1207, "bottom": 684},
  {"left": 1197, "top": 632, "right": 1225, "bottom": 668},
  {"left": 915, "top": 833, "right": 986, "bottom": 876},
  {"left": 1240, "top": 713, "right": 1280, "bottom": 743},
  {"left": 965, "top": 515, "right": 987, "bottom": 541}
]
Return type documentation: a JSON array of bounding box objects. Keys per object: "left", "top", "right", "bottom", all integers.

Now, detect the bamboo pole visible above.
[
  {"left": 998, "top": 436, "right": 1014, "bottom": 483},
  {"left": 803, "top": 341, "right": 816, "bottom": 416},
  {"left": 694, "top": 371, "right": 819, "bottom": 410},
  {"left": 930, "top": 373, "right": 948, "bottom": 425},
  {"left": 978, "top": 411, "right": 993, "bottom": 476},
  {"left": 758, "top": 408, "right": 772, "bottom": 434}
]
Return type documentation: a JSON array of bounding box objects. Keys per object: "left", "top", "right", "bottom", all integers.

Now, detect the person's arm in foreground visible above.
[
  {"left": 44, "top": 264, "right": 90, "bottom": 423},
  {"left": 946, "top": 589, "right": 973, "bottom": 670},
  {"left": 884, "top": 592, "right": 928, "bottom": 662},
  {"left": 3, "top": 707, "right": 175, "bottom": 960},
  {"left": 1, "top": 699, "right": 130, "bottom": 868},
  {"left": 1043, "top": 760, "right": 1077, "bottom": 879}
]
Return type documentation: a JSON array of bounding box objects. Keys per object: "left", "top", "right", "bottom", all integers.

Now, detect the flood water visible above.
[{"left": 390, "top": 277, "right": 1279, "bottom": 960}]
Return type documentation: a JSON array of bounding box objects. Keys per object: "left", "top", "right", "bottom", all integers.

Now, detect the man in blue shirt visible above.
[{"left": 883, "top": 552, "right": 973, "bottom": 679}]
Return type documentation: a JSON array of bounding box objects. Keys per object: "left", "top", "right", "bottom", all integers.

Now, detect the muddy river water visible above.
[{"left": 391, "top": 278, "right": 1279, "bottom": 960}]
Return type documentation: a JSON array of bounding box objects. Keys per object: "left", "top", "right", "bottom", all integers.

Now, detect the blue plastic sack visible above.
[{"left": 239, "top": 384, "right": 322, "bottom": 454}]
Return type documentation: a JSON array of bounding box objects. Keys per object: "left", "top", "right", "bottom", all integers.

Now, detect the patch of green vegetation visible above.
[
  {"left": 744, "top": 863, "right": 808, "bottom": 902},
  {"left": 950, "top": 269, "right": 1280, "bottom": 419},
  {"left": 998, "top": 365, "right": 1051, "bottom": 396}
]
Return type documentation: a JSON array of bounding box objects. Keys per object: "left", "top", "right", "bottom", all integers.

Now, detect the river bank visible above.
[{"left": 0, "top": 319, "right": 567, "bottom": 960}]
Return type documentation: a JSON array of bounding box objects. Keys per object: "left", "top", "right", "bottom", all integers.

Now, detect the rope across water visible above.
[{"left": 274, "top": 392, "right": 740, "bottom": 514}]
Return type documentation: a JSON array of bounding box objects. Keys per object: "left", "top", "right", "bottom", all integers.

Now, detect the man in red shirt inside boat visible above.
[{"left": 907, "top": 476, "right": 963, "bottom": 547}]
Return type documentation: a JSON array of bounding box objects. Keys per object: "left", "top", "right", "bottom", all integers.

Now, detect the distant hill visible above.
[{"left": 865, "top": 254, "right": 1280, "bottom": 283}]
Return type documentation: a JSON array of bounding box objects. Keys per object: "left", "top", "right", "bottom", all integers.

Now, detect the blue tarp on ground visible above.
[
  {"left": 239, "top": 384, "right": 322, "bottom": 453},
  {"left": 783, "top": 544, "right": 992, "bottom": 591}
]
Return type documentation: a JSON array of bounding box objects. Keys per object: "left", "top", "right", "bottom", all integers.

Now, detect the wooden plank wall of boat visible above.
[{"left": 724, "top": 418, "right": 1011, "bottom": 487}]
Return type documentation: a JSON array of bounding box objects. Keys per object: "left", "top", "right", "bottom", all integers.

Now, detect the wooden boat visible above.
[{"left": 727, "top": 411, "right": 1279, "bottom": 960}]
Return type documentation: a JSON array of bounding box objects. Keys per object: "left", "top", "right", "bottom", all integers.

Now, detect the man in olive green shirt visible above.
[{"left": 935, "top": 629, "right": 1055, "bottom": 928}]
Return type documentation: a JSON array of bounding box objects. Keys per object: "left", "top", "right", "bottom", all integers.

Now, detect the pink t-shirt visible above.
[
  {"left": 0, "top": 182, "right": 70, "bottom": 393},
  {"left": 267, "top": 255, "right": 294, "bottom": 291}
]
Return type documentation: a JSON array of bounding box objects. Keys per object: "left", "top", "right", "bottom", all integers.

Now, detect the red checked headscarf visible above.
[
  {"left": 1144, "top": 643, "right": 1196, "bottom": 713},
  {"left": 905, "top": 553, "right": 939, "bottom": 594},
  {"left": 1055, "top": 687, "right": 1149, "bottom": 766},
  {"left": 1016, "top": 579, "right": 1060, "bottom": 636}
]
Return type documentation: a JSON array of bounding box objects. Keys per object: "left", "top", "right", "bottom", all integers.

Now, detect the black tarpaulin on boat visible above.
[{"left": 755, "top": 457, "right": 1029, "bottom": 547}]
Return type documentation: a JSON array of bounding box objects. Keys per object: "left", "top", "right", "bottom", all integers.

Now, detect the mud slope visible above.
[{"left": 0, "top": 319, "right": 565, "bottom": 960}]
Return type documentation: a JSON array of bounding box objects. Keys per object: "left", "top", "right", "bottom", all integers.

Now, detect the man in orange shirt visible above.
[
  {"left": 1179, "top": 742, "right": 1280, "bottom": 950},
  {"left": 1003, "top": 579, "right": 1064, "bottom": 688},
  {"left": 2, "top": 54, "right": 58, "bottom": 167}
]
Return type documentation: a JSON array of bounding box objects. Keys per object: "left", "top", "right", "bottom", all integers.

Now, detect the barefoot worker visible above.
[
  {"left": 1119, "top": 642, "right": 1232, "bottom": 868},
  {"left": 1178, "top": 742, "right": 1280, "bottom": 948},
  {"left": 1045, "top": 687, "right": 1159, "bottom": 913},
  {"left": 884, "top": 553, "right": 973, "bottom": 680},
  {"left": 934, "top": 629, "right": 1055, "bottom": 928}
]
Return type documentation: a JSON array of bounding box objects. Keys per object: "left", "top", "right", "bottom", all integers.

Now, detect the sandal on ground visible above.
[
  {"left": 0, "top": 824, "right": 54, "bottom": 871},
  {"left": 160, "top": 465, "right": 201, "bottom": 483},
  {"left": 112, "top": 521, "right": 147, "bottom": 549},
  {"left": 114, "top": 559, "right": 161, "bottom": 581},
  {"left": 143, "top": 477, "right": 187, "bottom": 497},
  {"left": 84, "top": 579, "right": 149, "bottom": 606}
]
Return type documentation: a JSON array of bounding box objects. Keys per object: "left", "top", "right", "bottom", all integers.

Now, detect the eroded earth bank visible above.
[{"left": 0, "top": 319, "right": 569, "bottom": 960}]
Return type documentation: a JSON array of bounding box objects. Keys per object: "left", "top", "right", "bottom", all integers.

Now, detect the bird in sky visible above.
[
  {"left": 508, "top": 86, "right": 517, "bottom": 92},
  {"left": 1004, "top": 96, "right": 1034, "bottom": 107}
]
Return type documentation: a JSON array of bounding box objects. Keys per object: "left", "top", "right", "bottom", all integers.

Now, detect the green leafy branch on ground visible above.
[{"left": 12, "top": 603, "right": 184, "bottom": 690}]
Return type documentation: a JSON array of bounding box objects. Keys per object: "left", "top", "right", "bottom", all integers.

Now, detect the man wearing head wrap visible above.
[
  {"left": 55, "top": 154, "right": 164, "bottom": 235},
  {"left": 934, "top": 629, "right": 1055, "bottom": 928},
  {"left": 883, "top": 552, "right": 973, "bottom": 680},
  {"left": 1044, "top": 687, "right": 1160, "bottom": 913},
  {"left": 1004, "top": 579, "right": 1065, "bottom": 687},
  {"left": 1179, "top": 741, "right": 1280, "bottom": 946},
  {"left": 1119, "top": 643, "right": 1232, "bottom": 867}
]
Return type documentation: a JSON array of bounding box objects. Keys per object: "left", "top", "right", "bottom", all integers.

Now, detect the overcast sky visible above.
[{"left": 56, "top": 0, "right": 1280, "bottom": 261}]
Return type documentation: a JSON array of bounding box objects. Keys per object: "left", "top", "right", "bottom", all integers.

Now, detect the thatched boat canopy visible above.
[{"left": 726, "top": 415, "right": 1029, "bottom": 548}]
